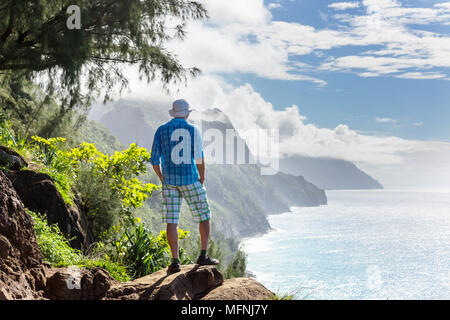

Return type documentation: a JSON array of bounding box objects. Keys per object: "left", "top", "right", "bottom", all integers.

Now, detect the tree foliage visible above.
[{"left": 0, "top": 0, "right": 207, "bottom": 130}]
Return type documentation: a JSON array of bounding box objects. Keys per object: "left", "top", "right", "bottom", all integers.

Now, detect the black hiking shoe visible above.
[
  {"left": 168, "top": 261, "right": 181, "bottom": 273},
  {"left": 196, "top": 255, "right": 220, "bottom": 266}
]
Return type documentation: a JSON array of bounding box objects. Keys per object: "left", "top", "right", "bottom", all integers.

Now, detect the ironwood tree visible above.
[{"left": 0, "top": 0, "right": 207, "bottom": 135}]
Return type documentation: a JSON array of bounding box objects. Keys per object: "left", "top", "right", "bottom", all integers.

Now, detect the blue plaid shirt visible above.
[{"left": 150, "top": 118, "right": 203, "bottom": 186}]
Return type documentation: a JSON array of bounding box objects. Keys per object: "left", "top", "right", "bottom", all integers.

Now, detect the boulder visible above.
[
  {"left": 43, "top": 264, "right": 273, "bottom": 301},
  {"left": 0, "top": 171, "right": 45, "bottom": 299},
  {"left": 105, "top": 265, "right": 223, "bottom": 300},
  {"left": 5, "top": 170, "right": 90, "bottom": 250},
  {"left": 44, "top": 267, "right": 115, "bottom": 300},
  {"left": 0, "top": 145, "right": 28, "bottom": 170},
  {"left": 201, "top": 277, "right": 274, "bottom": 300}
]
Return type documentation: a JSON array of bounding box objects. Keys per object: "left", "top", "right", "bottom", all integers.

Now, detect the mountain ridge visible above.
[
  {"left": 94, "top": 100, "right": 327, "bottom": 239},
  {"left": 96, "top": 100, "right": 382, "bottom": 190},
  {"left": 279, "top": 155, "right": 383, "bottom": 190}
]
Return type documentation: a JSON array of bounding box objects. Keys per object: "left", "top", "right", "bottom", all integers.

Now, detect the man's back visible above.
[{"left": 150, "top": 118, "right": 203, "bottom": 186}]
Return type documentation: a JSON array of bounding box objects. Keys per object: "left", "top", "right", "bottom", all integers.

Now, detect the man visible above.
[{"left": 150, "top": 99, "right": 219, "bottom": 273}]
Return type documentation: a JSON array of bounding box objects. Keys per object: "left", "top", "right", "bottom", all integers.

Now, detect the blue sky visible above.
[
  {"left": 225, "top": 68, "right": 450, "bottom": 141},
  {"left": 217, "top": 0, "right": 450, "bottom": 141}
]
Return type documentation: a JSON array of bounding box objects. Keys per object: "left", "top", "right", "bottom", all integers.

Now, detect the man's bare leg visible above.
[
  {"left": 167, "top": 223, "right": 179, "bottom": 259},
  {"left": 199, "top": 219, "right": 211, "bottom": 251},
  {"left": 197, "top": 219, "right": 219, "bottom": 265}
]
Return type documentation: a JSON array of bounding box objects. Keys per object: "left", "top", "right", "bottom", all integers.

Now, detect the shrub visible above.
[
  {"left": 29, "top": 210, "right": 130, "bottom": 282},
  {"left": 0, "top": 110, "right": 32, "bottom": 156},
  {"left": 224, "top": 247, "right": 247, "bottom": 279},
  {"left": 75, "top": 165, "right": 123, "bottom": 238},
  {"left": 70, "top": 142, "right": 159, "bottom": 238},
  {"left": 29, "top": 209, "right": 83, "bottom": 266},
  {"left": 25, "top": 136, "right": 159, "bottom": 239},
  {"left": 99, "top": 220, "right": 193, "bottom": 279}
]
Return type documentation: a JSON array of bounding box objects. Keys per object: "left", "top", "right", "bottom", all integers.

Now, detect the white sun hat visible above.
[{"left": 169, "top": 99, "right": 195, "bottom": 118}]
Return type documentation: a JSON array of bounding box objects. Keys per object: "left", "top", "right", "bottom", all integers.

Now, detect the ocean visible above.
[{"left": 242, "top": 190, "right": 450, "bottom": 300}]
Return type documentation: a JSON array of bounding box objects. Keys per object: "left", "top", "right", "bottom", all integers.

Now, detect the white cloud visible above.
[
  {"left": 319, "top": 1, "right": 450, "bottom": 77},
  {"left": 359, "top": 72, "right": 380, "bottom": 77},
  {"left": 435, "top": 2, "right": 450, "bottom": 10},
  {"left": 395, "top": 72, "right": 447, "bottom": 79},
  {"left": 375, "top": 117, "right": 398, "bottom": 123},
  {"left": 329, "top": 2, "right": 360, "bottom": 10},
  {"left": 121, "top": 72, "right": 450, "bottom": 189},
  {"left": 413, "top": 122, "right": 424, "bottom": 127},
  {"left": 200, "top": 0, "right": 271, "bottom": 26},
  {"left": 168, "top": 22, "right": 298, "bottom": 81},
  {"left": 158, "top": 0, "right": 450, "bottom": 84},
  {"left": 268, "top": 3, "right": 282, "bottom": 10}
]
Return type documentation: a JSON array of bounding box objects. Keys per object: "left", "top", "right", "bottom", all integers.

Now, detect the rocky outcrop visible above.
[
  {"left": 43, "top": 264, "right": 274, "bottom": 300},
  {"left": 0, "top": 146, "right": 28, "bottom": 171},
  {"left": 43, "top": 266, "right": 115, "bottom": 300},
  {"left": 202, "top": 277, "right": 274, "bottom": 300},
  {"left": 0, "top": 171, "right": 45, "bottom": 299},
  {"left": 5, "top": 170, "right": 90, "bottom": 250},
  {"left": 106, "top": 265, "right": 224, "bottom": 300},
  {"left": 0, "top": 145, "right": 90, "bottom": 250}
]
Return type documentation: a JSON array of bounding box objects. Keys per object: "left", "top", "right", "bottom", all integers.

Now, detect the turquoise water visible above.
[{"left": 242, "top": 190, "right": 450, "bottom": 299}]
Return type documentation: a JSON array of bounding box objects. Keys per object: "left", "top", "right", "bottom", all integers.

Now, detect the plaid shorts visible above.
[{"left": 161, "top": 181, "right": 211, "bottom": 224}]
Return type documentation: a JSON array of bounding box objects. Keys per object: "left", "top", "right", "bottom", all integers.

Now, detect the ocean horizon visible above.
[{"left": 242, "top": 189, "right": 450, "bottom": 300}]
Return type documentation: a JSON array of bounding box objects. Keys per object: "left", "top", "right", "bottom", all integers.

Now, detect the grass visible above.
[
  {"left": 29, "top": 209, "right": 131, "bottom": 282},
  {"left": 268, "top": 286, "right": 316, "bottom": 300},
  {"left": 270, "top": 292, "right": 294, "bottom": 300}
]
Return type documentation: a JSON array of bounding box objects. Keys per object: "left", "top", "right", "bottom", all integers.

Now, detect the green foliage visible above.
[
  {"left": 224, "top": 248, "right": 247, "bottom": 279},
  {"left": 0, "top": 76, "right": 86, "bottom": 139},
  {"left": 19, "top": 132, "right": 158, "bottom": 236},
  {"left": 70, "top": 142, "right": 158, "bottom": 209},
  {"left": 0, "top": 109, "right": 32, "bottom": 154},
  {"left": 270, "top": 293, "right": 294, "bottom": 300},
  {"left": 31, "top": 136, "right": 76, "bottom": 204},
  {"left": 2, "top": 113, "right": 158, "bottom": 242},
  {"left": 100, "top": 220, "right": 192, "bottom": 279},
  {"left": 78, "top": 259, "right": 130, "bottom": 283},
  {"left": 29, "top": 209, "right": 130, "bottom": 282},
  {"left": 76, "top": 166, "right": 123, "bottom": 238},
  {"left": 77, "top": 119, "right": 123, "bottom": 155},
  {"left": 70, "top": 142, "right": 159, "bottom": 237},
  {"left": 0, "top": 0, "right": 207, "bottom": 124},
  {"left": 29, "top": 209, "right": 83, "bottom": 266}
]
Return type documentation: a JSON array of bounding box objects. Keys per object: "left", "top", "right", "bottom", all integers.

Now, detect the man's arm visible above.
[
  {"left": 196, "top": 157, "right": 205, "bottom": 185},
  {"left": 152, "top": 165, "right": 163, "bottom": 184},
  {"left": 193, "top": 126, "right": 205, "bottom": 184},
  {"left": 150, "top": 128, "right": 163, "bottom": 183}
]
